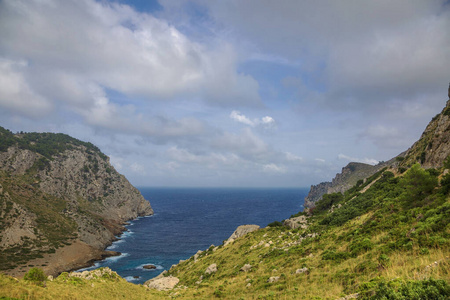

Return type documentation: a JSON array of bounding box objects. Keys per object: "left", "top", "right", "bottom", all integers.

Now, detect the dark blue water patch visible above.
[{"left": 77, "top": 187, "right": 307, "bottom": 284}]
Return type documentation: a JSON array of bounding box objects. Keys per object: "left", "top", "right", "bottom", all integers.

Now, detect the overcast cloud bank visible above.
[{"left": 0, "top": 0, "right": 449, "bottom": 187}]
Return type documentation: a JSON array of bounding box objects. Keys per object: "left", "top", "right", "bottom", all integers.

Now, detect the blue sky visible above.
[{"left": 0, "top": 0, "right": 449, "bottom": 187}]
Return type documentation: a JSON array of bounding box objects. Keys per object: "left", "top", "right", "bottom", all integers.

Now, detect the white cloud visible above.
[
  {"left": 285, "top": 152, "right": 303, "bottom": 162},
  {"left": 0, "top": 58, "right": 53, "bottom": 117},
  {"left": 230, "top": 110, "right": 276, "bottom": 128},
  {"left": 230, "top": 110, "right": 254, "bottom": 126},
  {"left": 0, "top": 0, "right": 261, "bottom": 125},
  {"left": 338, "top": 154, "right": 379, "bottom": 166}
]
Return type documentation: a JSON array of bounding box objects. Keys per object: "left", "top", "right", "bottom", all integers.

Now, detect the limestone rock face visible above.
[
  {"left": 304, "top": 161, "right": 394, "bottom": 209},
  {"left": 224, "top": 224, "right": 260, "bottom": 246},
  {"left": 401, "top": 99, "right": 450, "bottom": 169},
  {"left": 305, "top": 89, "right": 450, "bottom": 210},
  {"left": 0, "top": 129, "right": 153, "bottom": 272}
]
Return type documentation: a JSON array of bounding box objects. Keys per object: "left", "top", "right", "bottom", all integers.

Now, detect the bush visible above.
[
  {"left": 23, "top": 267, "right": 46, "bottom": 285},
  {"left": 400, "top": 164, "right": 438, "bottom": 206},
  {"left": 359, "top": 278, "right": 450, "bottom": 299},
  {"left": 267, "top": 221, "right": 284, "bottom": 227},
  {"left": 315, "top": 193, "right": 343, "bottom": 212}
]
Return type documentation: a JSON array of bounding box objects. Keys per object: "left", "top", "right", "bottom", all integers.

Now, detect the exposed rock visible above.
[
  {"left": 401, "top": 99, "right": 450, "bottom": 169},
  {"left": 267, "top": 276, "right": 280, "bottom": 283},
  {"left": 205, "top": 263, "right": 217, "bottom": 274},
  {"left": 143, "top": 264, "right": 157, "bottom": 270},
  {"left": 337, "top": 293, "right": 359, "bottom": 300},
  {"left": 283, "top": 215, "right": 308, "bottom": 230},
  {"left": 304, "top": 162, "right": 387, "bottom": 209},
  {"left": 69, "top": 267, "right": 119, "bottom": 280},
  {"left": 194, "top": 250, "right": 203, "bottom": 262},
  {"left": 145, "top": 274, "right": 179, "bottom": 291},
  {"left": 0, "top": 128, "right": 153, "bottom": 274},
  {"left": 224, "top": 225, "right": 260, "bottom": 246},
  {"left": 295, "top": 267, "right": 308, "bottom": 274},
  {"left": 240, "top": 264, "right": 252, "bottom": 272}
]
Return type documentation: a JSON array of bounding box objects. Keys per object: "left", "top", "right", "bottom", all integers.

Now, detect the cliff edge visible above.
[{"left": 0, "top": 128, "right": 153, "bottom": 276}]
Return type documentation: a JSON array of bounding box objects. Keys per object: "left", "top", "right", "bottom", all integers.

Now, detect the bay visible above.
[{"left": 79, "top": 187, "right": 307, "bottom": 284}]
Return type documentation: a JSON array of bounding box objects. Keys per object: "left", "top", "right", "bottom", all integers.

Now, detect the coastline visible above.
[{"left": 3, "top": 215, "right": 152, "bottom": 279}]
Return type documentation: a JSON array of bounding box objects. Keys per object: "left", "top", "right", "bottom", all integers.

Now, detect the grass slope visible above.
[{"left": 1, "top": 164, "right": 449, "bottom": 299}]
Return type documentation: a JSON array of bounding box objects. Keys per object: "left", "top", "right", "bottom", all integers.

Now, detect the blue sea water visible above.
[{"left": 78, "top": 187, "right": 307, "bottom": 284}]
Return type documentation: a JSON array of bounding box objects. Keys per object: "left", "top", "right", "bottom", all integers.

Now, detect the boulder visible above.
[
  {"left": 283, "top": 215, "right": 308, "bottom": 230},
  {"left": 145, "top": 275, "right": 179, "bottom": 291},
  {"left": 143, "top": 264, "right": 156, "bottom": 270},
  {"left": 240, "top": 264, "right": 252, "bottom": 272},
  {"left": 205, "top": 263, "right": 217, "bottom": 274},
  {"left": 267, "top": 276, "right": 280, "bottom": 283},
  {"left": 224, "top": 225, "right": 260, "bottom": 246},
  {"left": 295, "top": 267, "right": 308, "bottom": 274}
]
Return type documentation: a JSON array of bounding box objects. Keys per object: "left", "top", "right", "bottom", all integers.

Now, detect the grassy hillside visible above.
[{"left": 0, "top": 163, "right": 448, "bottom": 299}]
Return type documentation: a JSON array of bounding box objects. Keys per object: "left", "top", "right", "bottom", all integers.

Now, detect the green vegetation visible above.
[
  {"left": 0, "top": 126, "right": 107, "bottom": 161},
  {"left": 23, "top": 268, "right": 46, "bottom": 286},
  {"left": 0, "top": 170, "right": 78, "bottom": 271},
  {"left": 0, "top": 124, "right": 449, "bottom": 298}
]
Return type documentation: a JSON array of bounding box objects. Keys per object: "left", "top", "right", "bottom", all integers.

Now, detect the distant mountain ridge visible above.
[{"left": 0, "top": 128, "right": 153, "bottom": 276}]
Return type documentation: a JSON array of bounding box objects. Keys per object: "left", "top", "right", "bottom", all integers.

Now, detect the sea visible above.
[{"left": 78, "top": 187, "right": 308, "bottom": 284}]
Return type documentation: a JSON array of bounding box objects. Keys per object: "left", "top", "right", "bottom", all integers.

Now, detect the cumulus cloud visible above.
[
  {"left": 230, "top": 111, "right": 276, "bottom": 128},
  {"left": 0, "top": 58, "right": 53, "bottom": 117},
  {"left": 172, "top": 0, "right": 450, "bottom": 109},
  {"left": 0, "top": 0, "right": 261, "bottom": 125}
]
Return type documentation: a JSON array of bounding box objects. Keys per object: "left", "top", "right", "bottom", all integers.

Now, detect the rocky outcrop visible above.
[
  {"left": 224, "top": 224, "right": 260, "bottom": 246},
  {"left": 0, "top": 128, "right": 153, "bottom": 274},
  {"left": 305, "top": 87, "right": 450, "bottom": 209},
  {"left": 205, "top": 263, "right": 217, "bottom": 275},
  {"left": 401, "top": 99, "right": 450, "bottom": 169},
  {"left": 145, "top": 273, "right": 179, "bottom": 291},
  {"left": 283, "top": 215, "right": 308, "bottom": 230},
  {"left": 304, "top": 162, "right": 384, "bottom": 209}
]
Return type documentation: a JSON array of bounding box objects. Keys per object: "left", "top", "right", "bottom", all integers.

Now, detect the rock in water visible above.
[{"left": 143, "top": 265, "right": 157, "bottom": 270}]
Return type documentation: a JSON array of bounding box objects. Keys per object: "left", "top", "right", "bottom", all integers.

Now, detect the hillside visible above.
[
  {"left": 1, "top": 97, "right": 450, "bottom": 298},
  {"left": 0, "top": 128, "right": 153, "bottom": 277}
]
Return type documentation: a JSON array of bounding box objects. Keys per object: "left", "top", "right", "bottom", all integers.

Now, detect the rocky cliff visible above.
[
  {"left": 0, "top": 128, "right": 153, "bottom": 275},
  {"left": 305, "top": 88, "right": 450, "bottom": 209},
  {"left": 304, "top": 162, "right": 387, "bottom": 209},
  {"left": 399, "top": 99, "right": 450, "bottom": 169}
]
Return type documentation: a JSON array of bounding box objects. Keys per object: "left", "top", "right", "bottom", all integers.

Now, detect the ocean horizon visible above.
[{"left": 78, "top": 187, "right": 308, "bottom": 284}]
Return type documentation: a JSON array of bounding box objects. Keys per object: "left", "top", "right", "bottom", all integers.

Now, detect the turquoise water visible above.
[{"left": 79, "top": 187, "right": 307, "bottom": 284}]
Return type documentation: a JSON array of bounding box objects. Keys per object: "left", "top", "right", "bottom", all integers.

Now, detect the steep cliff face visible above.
[
  {"left": 400, "top": 99, "right": 450, "bottom": 169},
  {"left": 304, "top": 162, "right": 388, "bottom": 209},
  {"left": 305, "top": 89, "right": 450, "bottom": 209},
  {"left": 0, "top": 128, "right": 153, "bottom": 273}
]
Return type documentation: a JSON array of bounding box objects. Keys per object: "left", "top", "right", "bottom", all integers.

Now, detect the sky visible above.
[{"left": 0, "top": 0, "right": 449, "bottom": 188}]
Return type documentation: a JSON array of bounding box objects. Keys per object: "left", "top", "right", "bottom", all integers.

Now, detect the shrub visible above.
[
  {"left": 23, "top": 267, "right": 46, "bottom": 286},
  {"left": 267, "top": 221, "right": 284, "bottom": 227},
  {"left": 399, "top": 164, "right": 438, "bottom": 206},
  {"left": 359, "top": 278, "right": 450, "bottom": 299},
  {"left": 315, "top": 193, "right": 343, "bottom": 212}
]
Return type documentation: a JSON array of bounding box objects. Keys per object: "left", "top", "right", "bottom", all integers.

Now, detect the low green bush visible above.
[{"left": 23, "top": 267, "right": 46, "bottom": 286}]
